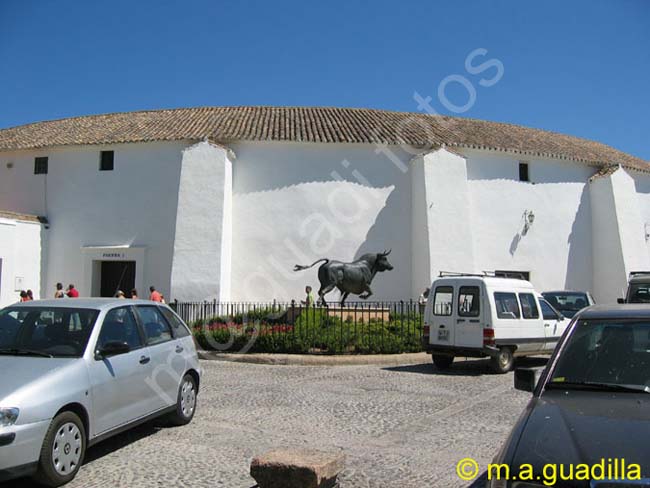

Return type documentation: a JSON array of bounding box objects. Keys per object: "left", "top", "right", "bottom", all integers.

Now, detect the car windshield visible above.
[
  {"left": 0, "top": 306, "right": 99, "bottom": 358},
  {"left": 549, "top": 320, "right": 650, "bottom": 390},
  {"left": 542, "top": 292, "right": 589, "bottom": 318},
  {"left": 628, "top": 283, "right": 650, "bottom": 303}
]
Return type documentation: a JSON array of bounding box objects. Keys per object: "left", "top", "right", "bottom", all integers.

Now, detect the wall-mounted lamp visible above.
[{"left": 522, "top": 210, "right": 535, "bottom": 235}]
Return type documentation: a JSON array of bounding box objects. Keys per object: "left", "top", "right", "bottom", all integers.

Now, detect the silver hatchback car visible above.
[{"left": 0, "top": 299, "right": 201, "bottom": 486}]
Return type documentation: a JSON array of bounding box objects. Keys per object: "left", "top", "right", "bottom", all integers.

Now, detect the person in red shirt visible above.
[
  {"left": 66, "top": 284, "right": 79, "bottom": 298},
  {"left": 149, "top": 286, "right": 162, "bottom": 302}
]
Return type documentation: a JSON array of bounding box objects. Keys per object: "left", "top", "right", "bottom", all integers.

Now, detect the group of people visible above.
[
  {"left": 17, "top": 284, "right": 166, "bottom": 303},
  {"left": 18, "top": 283, "right": 78, "bottom": 302},
  {"left": 115, "top": 286, "right": 165, "bottom": 303}
]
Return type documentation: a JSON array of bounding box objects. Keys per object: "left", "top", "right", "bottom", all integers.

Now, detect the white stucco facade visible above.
[
  {"left": 0, "top": 216, "right": 44, "bottom": 305},
  {"left": 1, "top": 133, "right": 649, "bottom": 307}
]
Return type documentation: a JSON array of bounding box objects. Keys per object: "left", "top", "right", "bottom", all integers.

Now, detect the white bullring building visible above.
[{"left": 0, "top": 106, "right": 648, "bottom": 307}]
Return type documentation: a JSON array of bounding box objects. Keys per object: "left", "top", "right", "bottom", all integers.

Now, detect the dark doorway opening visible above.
[{"left": 100, "top": 261, "right": 136, "bottom": 297}]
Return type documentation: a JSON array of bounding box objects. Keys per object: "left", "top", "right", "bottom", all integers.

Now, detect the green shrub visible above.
[{"left": 192, "top": 306, "right": 423, "bottom": 355}]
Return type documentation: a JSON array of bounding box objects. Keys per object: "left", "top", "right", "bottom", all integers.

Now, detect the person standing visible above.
[
  {"left": 302, "top": 285, "right": 315, "bottom": 306},
  {"left": 130, "top": 288, "right": 138, "bottom": 299},
  {"left": 19, "top": 290, "right": 29, "bottom": 302},
  {"left": 26, "top": 289, "right": 34, "bottom": 301},
  {"left": 66, "top": 284, "right": 79, "bottom": 298},
  {"left": 149, "top": 286, "right": 162, "bottom": 302},
  {"left": 115, "top": 290, "right": 126, "bottom": 299},
  {"left": 54, "top": 283, "right": 65, "bottom": 298}
]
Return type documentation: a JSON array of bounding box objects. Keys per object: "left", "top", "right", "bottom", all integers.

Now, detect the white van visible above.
[{"left": 423, "top": 274, "right": 567, "bottom": 373}]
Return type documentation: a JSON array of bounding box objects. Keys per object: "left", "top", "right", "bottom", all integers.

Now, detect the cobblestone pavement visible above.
[{"left": 3, "top": 357, "right": 544, "bottom": 488}]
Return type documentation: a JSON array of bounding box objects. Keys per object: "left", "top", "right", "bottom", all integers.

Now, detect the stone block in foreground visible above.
[{"left": 250, "top": 449, "right": 345, "bottom": 488}]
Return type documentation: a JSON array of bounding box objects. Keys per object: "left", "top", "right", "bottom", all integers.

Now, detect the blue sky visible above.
[{"left": 1, "top": 0, "right": 648, "bottom": 159}]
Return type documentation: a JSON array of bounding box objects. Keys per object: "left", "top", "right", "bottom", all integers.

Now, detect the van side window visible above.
[
  {"left": 494, "top": 292, "right": 521, "bottom": 319},
  {"left": 540, "top": 300, "right": 560, "bottom": 321},
  {"left": 519, "top": 293, "right": 540, "bottom": 319},
  {"left": 433, "top": 286, "right": 453, "bottom": 316},
  {"left": 458, "top": 286, "right": 480, "bottom": 317}
]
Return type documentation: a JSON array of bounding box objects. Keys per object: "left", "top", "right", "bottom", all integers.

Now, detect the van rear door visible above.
[
  {"left": 429, "top": 283, "right": 455, "bottom": 346},
  {"left": 454, "top": 284, "right": 484, "bottom": 348}
]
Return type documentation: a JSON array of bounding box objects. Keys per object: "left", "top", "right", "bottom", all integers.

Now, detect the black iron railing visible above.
[{"left": 171, "top": 300, "right": 424, "bottom": 355}]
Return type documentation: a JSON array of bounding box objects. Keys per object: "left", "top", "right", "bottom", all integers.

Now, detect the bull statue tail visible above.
[{"left": 293, "top": 258, "right": 329, "bottom": 272}]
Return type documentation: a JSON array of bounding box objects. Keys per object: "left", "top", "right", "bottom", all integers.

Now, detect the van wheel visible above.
[
  {"left": 432, "top": 354, "right": 454, "bottom": 369},
  {"left": 33, "top": 411, "right": 86, "bottom": 487},
  {"left": 491, "top": 347, "right": 514, "bottom": 374}
]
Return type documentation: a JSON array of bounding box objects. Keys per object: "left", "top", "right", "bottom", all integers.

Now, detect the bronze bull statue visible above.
[{"left": 293, "top": 250, "right": 393, "bottom": 306}]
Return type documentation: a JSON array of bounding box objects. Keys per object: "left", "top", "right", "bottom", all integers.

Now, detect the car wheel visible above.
[
  {"left": 431, "top": 354, "right": 454, "bottom": 370},
  {"left": 491, "top": 347, "right": 514, "bottom": 374},
  {"left": 33, "top": 411, "right": 86, "bottom": 487},
  {"left": 168, "top": 373, "right": 198, "bottom": 426}
]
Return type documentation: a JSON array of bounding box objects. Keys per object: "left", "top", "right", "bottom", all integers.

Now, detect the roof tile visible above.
[{"left": 0, "top": 106, "right": 646, "bottom": 171}]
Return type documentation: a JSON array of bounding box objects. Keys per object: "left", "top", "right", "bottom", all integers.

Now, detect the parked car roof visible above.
[
  {"left": 7, "top": 298, "right": 163, "bottom": 310},
  {"left": 578, "top": 304, "right": 650, "bottom": 320},
  {"left": 629, "top": 274, "right": 650, "bottom": 283},
  {"left": 542, "top": 290, "right": 589, "bottom": 294}
]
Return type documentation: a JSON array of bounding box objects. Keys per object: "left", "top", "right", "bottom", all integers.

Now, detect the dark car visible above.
[
  {"left": 489, "top": 305, "right": 650, "bottom": 488},
  {"left": 619, "top": 273, "right": 650, "bottom": 304},
  {"left": 542, "top": 290, "right": 595, "bottom": 319}
]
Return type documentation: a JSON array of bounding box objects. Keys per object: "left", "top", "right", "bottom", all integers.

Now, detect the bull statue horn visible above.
[{"left": 382, "top": 249, "right": 392, "bottom": 256}]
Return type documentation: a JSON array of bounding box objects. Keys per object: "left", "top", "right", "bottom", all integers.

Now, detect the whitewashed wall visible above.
[
  {"left": 0, "top": 141, "right": 188, "bottom": 299},
  {"left": 229, "top": 141, "right": 413, "bottom": 302},
  {"left": 170, "top": 141, "right": 233, "bottom": 301},
  {"left": 462, "top": 150, "right": 596, "bottom": 294},
  {"left": 633, "top": 171, "right": 650, "bottom": 259},
  {"left": 0, "top": 218, "right": 43, "bottom": 307},
  {"left": 1, "top": 137, "right": 648, "bottom": 305}
]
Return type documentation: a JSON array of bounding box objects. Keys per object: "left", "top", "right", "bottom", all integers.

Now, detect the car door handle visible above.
[
  {"left": 139, "top": 356, "right": 151, "bottom": 364},
  {"left": 175, "top": 345, "right": 184, "bottom": 353},
  {"left": 544, "top": 323, "right": 551, "bottom": 327}
]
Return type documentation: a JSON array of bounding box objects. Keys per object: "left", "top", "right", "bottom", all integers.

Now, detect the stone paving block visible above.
[{"left": 250, "top": 449, "right": 345, "bottom": 488}]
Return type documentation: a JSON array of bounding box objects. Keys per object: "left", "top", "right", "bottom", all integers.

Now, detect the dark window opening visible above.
[
  {"left": 100, "top": 151, "right": 114, "bottom": 171},
  {"left": 34, "top": 157, "right": 48, "bottom": 175},
  {"left": 519, "top": 162, "right": 529, "bottom": 182},
  {"left": 495, "top": 270, "right": 530, "bottom": 281}
]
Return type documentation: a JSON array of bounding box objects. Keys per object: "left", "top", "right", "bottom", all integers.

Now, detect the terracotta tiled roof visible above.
[
  {"left": 0, "top": 106, "right": 646, "bottom": 171},
  {"left": 0, "top": 210, "right": 47, "bottom": 224}
]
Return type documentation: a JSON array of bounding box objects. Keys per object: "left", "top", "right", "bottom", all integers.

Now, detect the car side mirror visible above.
[
  {"left": 617, "top": 298, "right": 625, "bottom": 304},
  {"left": 514, "top": 367, "right": 543, "bottom": 393},
  {"left": 97, "top": 340, "right": 130, "bottom": 358}
]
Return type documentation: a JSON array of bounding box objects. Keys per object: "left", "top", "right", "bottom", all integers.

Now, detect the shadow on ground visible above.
[
  {"left": 0, "top": 420, "right": 166, "bottom": 487},
  {"left": 383, "top": 356, "right": 548, "bottom": 376}
]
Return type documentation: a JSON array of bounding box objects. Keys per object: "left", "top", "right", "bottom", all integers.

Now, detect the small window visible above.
[
  {"left": 34, "top": 157, "right": 48, "bottom": 174},
  {"left": 495, "top": 270, "right": 530, "bottom": 281},
  {"left": 494, "top": 292, "right": 521, "bottom": 319},
  {"left": 458, "top": 286, "right": 480, "bottom": 317},
  {"left": 433, "top": 286, "right": 453, "bottom": 316},
  {"left": 519, "top": 293, "right": 540, "bottom": 319},
  {"left": 100, "top": 151, "right": 114, "bottom": 171},
  {"left": 137, "top": 306, "right": 173, "bottom": 345},
  {"left": 519, "top": 162, "right": 529, "bottom": 182},
  {"left": 540, "top": 300, "right": 560, "bottom": 321},
  {"left": 160, "top": 307, "right": 190, "bottom": 338}
]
